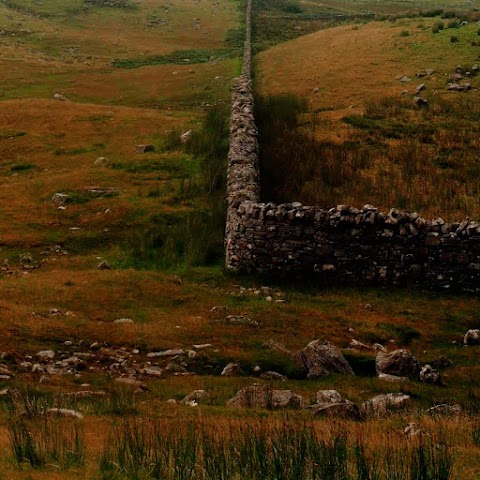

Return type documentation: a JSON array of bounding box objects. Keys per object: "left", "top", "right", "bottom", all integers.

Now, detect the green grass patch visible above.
[
  {"left": 0, "top": 131, "right": 27, "bottom": 139},
  {"left": 54, "top": 144, "right": 104, "bottom": 156},
  {"left": 10, "top": 163, "right": 35, "bottom": 172},
  {"left": 110, "top": 156, "right": 197, "bottom": 178},
  {"left": 112, "top": 48, "right": 234, "bottom": 69}
]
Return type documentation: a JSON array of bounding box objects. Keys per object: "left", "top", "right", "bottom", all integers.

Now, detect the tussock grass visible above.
[{"left": 99, "top": 418, "right": 455, "bottom": 479}]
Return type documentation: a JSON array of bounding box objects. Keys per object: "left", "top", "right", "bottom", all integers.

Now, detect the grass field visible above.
[
  {"left": 1, "top": 0, "right": 480, "bottom": 477},
  {"left": 256, "top": 15, "right": 480, "bottom": 219}
]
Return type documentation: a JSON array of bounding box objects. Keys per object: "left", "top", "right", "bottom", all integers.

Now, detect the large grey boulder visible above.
[
  {"left": 226, "top": 384, "right": 305, "bottom": 409},
  {"left": 293, "top": 340, "right": 354, "bottom": 378},
  {"left": 360, "top": 393, "right": 411, "bottom": 418},
  {"left": 376, "top": 349, "right": 419, "bottom": 379}
]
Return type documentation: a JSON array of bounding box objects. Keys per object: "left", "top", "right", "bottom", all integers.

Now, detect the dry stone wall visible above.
[{"left": 225, "top": 1, "right": 480, "bottom": 292}]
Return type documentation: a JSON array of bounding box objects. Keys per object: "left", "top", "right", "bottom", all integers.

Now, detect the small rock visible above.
[
  {"left": 261, "top": 339, "right": 291, "bottom": 355},
  {"left": 221, "top": 362, "right": 242, "bottom": 377},
  {"left": 431, "top": 355, "right": 452, "bottom": 369},
  {"left": 51, "top": 193, "right": 70, "bottom": 205},
  {"left": 227, "top": 384, "right": 305, "bottom": 409},
  {"left": 113, "top": 318, "right": 134, "bottom": 324},
  {"left": 37, "top": 350, "right": 55, "bottom": 361},
  {"left": 464, "top": 329, "right": 480, "bottom": 345},
  {"left": 136, "top": 144, "right": 155, "bottom": 153},
  {"left": 180, "top": 130, "right": 192, "bottom": 143},
  {"left": 260, "top": 371, "right": 287, "bottom": 381},
  {"left": 193, "top": 343, "right": 214, "bottom": 350},
  {"left": 419, "top": 364, "right": 442, "bottom": 385},
  {"left": 360, "top": 393, "right": 411, "bottom": 418},
  {"left": 147, "top": 349, "right": 185, "bottom": 358},
  {"left": 180, "top": 389, "right": 211, "bottom": 405},
  {"left": 53, "top": 93, "right": 69, "bottom": 101},
  {"left": 93, "top": 157, "right": 107, "bottom": 166},
  {"left": 46, "top": 408, "right": 84, "bottom": 419},
  {"left": 427, "top": 404, "right": 462, "bottom": 416},
  {"left": 415, "top": 84, "right": 426, "bottom": 94},
  {"left": 97, "top": 260, "right": 111, "bottom": 270},
  {"left": 378, "top": 373, "right": 408, "bottom": 383},
  {"left": 413, "top": 96, "right": 428, "bottom": 107},
  {"left": 349, "top": 339, "right": 372, "bottom": 351},
  {"left": 315, "top": 390, "right": 345, "bottom": 404},
  {"left": 404, "top": 422, "right": 422, "bottom": 437},
  {"left": 224, "top": 315, "right": 259, "bottom": 327},
  {"left": 142, "top": 366, "right": 164, "bottom": 378},
  {"left": 313, "top": 402, "right": 361, "bottom": 420}
]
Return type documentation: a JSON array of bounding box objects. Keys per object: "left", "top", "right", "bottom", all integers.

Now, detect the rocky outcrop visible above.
[
  {"left": 376, "top": 349, "right": 419, "bottom": 379},
  {"left": 293, "top": 340, "right": 354, "bottom": 378}
]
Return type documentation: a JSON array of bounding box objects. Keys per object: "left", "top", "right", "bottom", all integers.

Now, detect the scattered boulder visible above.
[
  {"left": 93, "top": 157, "right": 107, "bottom": 165},
  {"left": 262, "top": 339, "right": 291, "bottom": 355},
  {"left": 426, "top": 404, "right": 462, "bottom": 416},
  {"left": 419, "top": 364, "right": 442, "bottom": 385},
  {"left": 180, "top": 130, "right": 192, "bottom": 143},
  {"left": 404, "top": 422, "right": 423, "bottom": 437},
  {"left": 37, "top": 350, "right": 55, "bottom": 361},
  {"left": 293, "top": 340, "right": 354, "bottom": 378},
  {"left": 147, "top": 349, "right": 185, "bottom": 358},
  {"left": 360, "top": 393, "right": 411, "bottom": 418},
  {"left": 0, "top": 366, "right": 14, "bottom": 377},
  {"left": 221, "top": 362, "right": 242, "bottom": 377},
  {"left": 413, "top": 96, "right": 428, "bottom": 107},
  {"left": 142, "top": 366, "right": 164, "bottom": 378},
  {"left": 447, "top": 82, "right": 472, "bottom": 92},
  {"left": 193, "top": 343, "right": 214, "bottom": 350},
  {"left": 97, "top": 260, "right": 111, "bottom": 270},
  {"left": 315, "top": 389, "right": 345, "bottom": 404},
  {"left": 431, "top": 355, "right": 452, "bottom": 369},
  {"left": 136, "top": 144, "right": 155, "bottom": 153},
  {"left": 378, "top": 373, "right": 408, "bottom": 383},
  {"left": 376, "top": 349, "right": 419, "bottom": 379},
  {"left": 415, "top": 84, "right": 426, "bottom": 94},
  {"left": 398, "top": 75, "right": 412, "bottom": 83},
  {"left": 113, "top": 318, "right": 134, "bottom": 324},
  {"left": 313, "top": 402, "right": 361, "bottom": 420},
  {"left": 224, "top": 315, "right": 259, "bottom": 327},
  {"left": 349, "top": 339, "right": 372, "bottom": 351},
  {"left": 464, "top": 329, "right": 480, "bottom": 345},
  {"left": 53, "top": 93, "right": 69, "bottom": 101},
  {"left": 260, "top": 371, "right": 287, "bottom": 381},
  {"left": 180, "top": 389, "right": 211, "bottom": 405},
  {"left": 226, "top": 384, "right": 305, "bottom": 409},
  {"left": 51, "top": 193, "right": 70, "bottom": 205}
]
